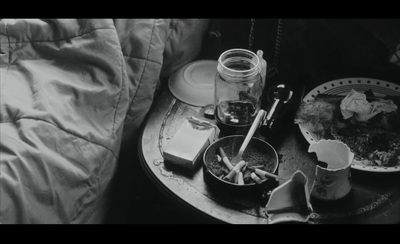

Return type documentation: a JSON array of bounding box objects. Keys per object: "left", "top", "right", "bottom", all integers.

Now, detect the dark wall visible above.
[{"left": 199, "top": 19, "right": 400, "bottom": 91}]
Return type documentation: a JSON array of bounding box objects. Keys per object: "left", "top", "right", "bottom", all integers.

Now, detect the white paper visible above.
[{"left": 340, "top": 89, "right": 397, "bottom": 122}]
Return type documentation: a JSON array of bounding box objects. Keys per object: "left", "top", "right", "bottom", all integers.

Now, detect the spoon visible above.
[
  {"left": 229, "top": 108, "right": 267, "bottom": 166},
  {"left": 262, "top": 84, "right": 293, "bottom": 130}
]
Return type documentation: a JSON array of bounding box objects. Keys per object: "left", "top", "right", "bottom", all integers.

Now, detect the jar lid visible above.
[{"left": 168, "top": 60, "right": 217, "bottom": 107}]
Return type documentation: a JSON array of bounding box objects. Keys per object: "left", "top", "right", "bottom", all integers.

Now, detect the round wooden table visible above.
[{"left": 138, "top": 86, "right": 400, "bottom": 224}]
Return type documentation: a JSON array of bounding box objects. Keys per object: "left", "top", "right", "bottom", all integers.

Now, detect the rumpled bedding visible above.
[{"left": 0, "top": 19, "right": 209, "bottom": 224}]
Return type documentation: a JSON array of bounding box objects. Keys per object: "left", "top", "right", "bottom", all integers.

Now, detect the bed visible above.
[{"left": 0, "top": 19, "right": 210, "bottom": 224}]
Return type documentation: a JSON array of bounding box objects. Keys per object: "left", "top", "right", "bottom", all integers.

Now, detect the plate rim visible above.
[
  {"left": 168, "top": 59, "right": 217, "bottom": 107},
  {"left": 298, "top": 77, "right": 400, "bottom": 173}
]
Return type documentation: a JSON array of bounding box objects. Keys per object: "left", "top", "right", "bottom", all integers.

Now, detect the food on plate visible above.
[{"left": 294, "top": 89, "right": 400, "bottom": 167}]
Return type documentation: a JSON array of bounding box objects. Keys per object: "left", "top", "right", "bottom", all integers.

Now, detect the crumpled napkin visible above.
[
  {"left": 340, "top": 89, "right": 397, "bottom": 122},
  {"left": 264, "top": 170, "right": 313, "bottom": 224}
]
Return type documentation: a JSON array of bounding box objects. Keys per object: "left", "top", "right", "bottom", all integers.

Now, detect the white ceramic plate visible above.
[
  {"left": 299, "top": 77, "right": 400, "bottom": 172},
  {"left": 168, "top": 60, "right": 217, "bottom": 107}
]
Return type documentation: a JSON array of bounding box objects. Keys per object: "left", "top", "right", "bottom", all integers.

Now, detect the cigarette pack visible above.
[{"left": 163, "top": 116, "right": 219, "bottom": 170}]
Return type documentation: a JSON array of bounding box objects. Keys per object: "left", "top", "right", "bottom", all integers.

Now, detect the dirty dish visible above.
[{"left": 298, "top": 77, "right": 400, "bottom": 173}]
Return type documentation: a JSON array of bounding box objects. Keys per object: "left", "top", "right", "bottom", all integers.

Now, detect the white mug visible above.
[{"left": 308, "top": 140, "right": 354, "bottom": 201}]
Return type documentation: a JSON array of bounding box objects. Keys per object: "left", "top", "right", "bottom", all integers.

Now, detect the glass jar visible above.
[{"left": 214, "top": 48, "right": 263, "bottom": 135}]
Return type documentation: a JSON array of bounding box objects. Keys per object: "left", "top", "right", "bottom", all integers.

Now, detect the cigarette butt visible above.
[
  {"left": 251, "top": 165, "right": 264, "bottom": 169},
  {"left": 251, "top": 172, "right": 263, "bottom": 184},
  {"left": 216, "top": 155, "right": 221, "bottom": 162},
  {"left": 237, "top": 172, "right": 244, "bottom": 185},
  {"left": 218, "top": 147, "right": 233, "bottom": 170},
  {"left": 254, "top": 168, "right": 279, "bottom": 181},
  {"left": 255, "top": 169, "right": 267, "bottom": 180},
  {"left": 224, "top": 170, "right": 237, "bottom": 183},
  {"left": 223, "top": 160, "right": 246, "bottom": 182},
  {"left": 222, "top": 157, "right": 233, "bottom": 171},
  {"left": 241, "top": 162, "right": 248, "bottom": 172}
]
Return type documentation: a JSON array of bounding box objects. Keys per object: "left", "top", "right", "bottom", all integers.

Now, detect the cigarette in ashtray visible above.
[
  {"left": 218, "top": 147, "right": 234, "bottom": 170},
  {"left": 241, "top": 162, "right": 248, "bottom": 172},
  {"left": 250, "top": 172, "right": 264, "bottom": 184},
  {"left": 237, "top": 171, "right": 244, "bottom": 185},
  {"left": 235, "top": 161, "right": 248, "bottom": 185},
  {"left": 223, "top": 160, "right": 246, "bottom": 182},
  {"left": 248, "top": 166, "right": 281, "bottom": 181}
]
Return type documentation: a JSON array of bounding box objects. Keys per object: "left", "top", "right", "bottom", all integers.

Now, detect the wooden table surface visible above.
[{"left": 138, "top": 86, "right": 400, "bottom": 224}]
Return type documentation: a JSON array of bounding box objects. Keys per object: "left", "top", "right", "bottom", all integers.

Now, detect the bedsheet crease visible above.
[{"left": 0, "top": 18, "right": 209, "bottom": 223}]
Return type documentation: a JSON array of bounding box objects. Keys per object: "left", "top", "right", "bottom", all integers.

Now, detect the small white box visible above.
[{"left": 164, "top": 116, "right": 219, "bottom": 170}]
